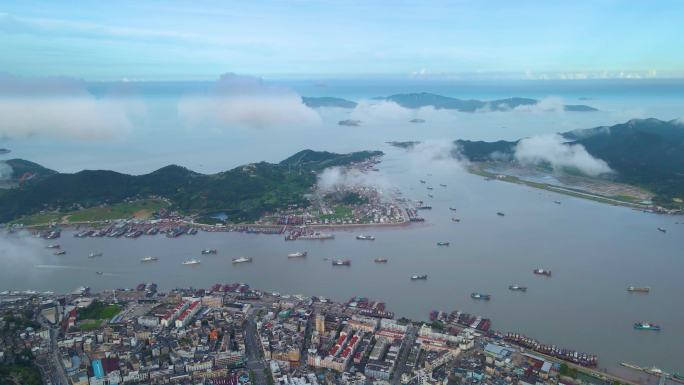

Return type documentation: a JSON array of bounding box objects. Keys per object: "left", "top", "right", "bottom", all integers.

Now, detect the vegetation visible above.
[
  {"left": 0, "top": 363, "right": 43, "bottom": 385},
  {"left": 66, "top": 199, "right": 168, "bottom": 222},
  {"left": 559, "top": 363, "right": 578, "bottom": 378},
  {"left": 77, "top": 301, "right": 121, "bottom": 321},
  {"left": 0, "top": 150, "right": 382, "bottom": 223},
  {"left": 456, "top": 118, "right": 684, "bottom": 207},
  {"left": 78, "top": 320, "right": 102, "bottom": 331}
]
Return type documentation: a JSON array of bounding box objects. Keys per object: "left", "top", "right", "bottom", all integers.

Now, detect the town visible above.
[{"left": 2, "top": 284, "right": 673, "bottom": 385}]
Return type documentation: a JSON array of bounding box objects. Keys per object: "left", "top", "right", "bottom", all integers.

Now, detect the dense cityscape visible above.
[{"left": 1, "top": 281, "right": 678, "bottom": 385}]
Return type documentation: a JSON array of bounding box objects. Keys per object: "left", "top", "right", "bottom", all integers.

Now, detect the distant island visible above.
[
  {"left": 0, "top": 149, "right": 382, "bottom": 224},
  {"left": 390, "top": 118, "right": 684, "bottom": 210},
  {"left": 379, "top": 92, "right": 598, "bottom": 112},
  {"left": 338, "top": 119, "right": 362, "bottom": 126},
  {"left": 302, "top": 96, "right": 357, "bottom": 108}
]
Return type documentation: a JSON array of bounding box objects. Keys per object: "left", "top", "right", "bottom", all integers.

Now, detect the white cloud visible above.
[
  {"left": 177, "top": 73, "right": 320, "bottom": 130},
  {"left": 348, "top": 100, "right": 413, "bottom": 123},
  {"left": 0, "top": 161, "right": 12, "bottom": 180},
  {"left": 0, "top": 232, "right": 45, "bottom": 270},
  {"left": 0, "top": 75, "right": 144, "bottom": 140},
  {"left": 317, "top": 167, "right": 391, "bottom": 192},
  {"left": 514, "top": 134, "right": 612, "bottom": 176},
  {"left": 406, "top": 139, "right": 467, "bottom": 173}
]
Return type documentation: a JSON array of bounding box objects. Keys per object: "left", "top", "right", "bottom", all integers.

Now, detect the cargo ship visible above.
[
  {"left": 232, "top": 257, "right": 253, "bottom": 264},
  {"left": 449, "top": 207, "right": 457, "bottom": 211},
  {"left": 508, "top": 285, "right": 527, "bottom": 292},
  {"left": 533, "top": 268, "right": 552, "bottom": 276},
  {"left": 451, "top": 218, "right": 460, "bottom": 222},
  {"left": 201, "top": 249, "right": 217, "bottom": 255},
  {"left": 140, "top": 256, "right": 158, "bottom": 262},
  {"left": 410, "top": 274, "right": 428, "bottom": 280},
  {"left": 332, "top": 259, "right": 351, "bottom": 266},
  {"left": 287, "top": 251, "right": 307, "bottom": 258},
  {"left": 356, "top": 235, "right": 375, "bottom": 240},
  {"left": 657, "top": 227, "right": 666, "bottom": 233},
  {"left": 374, "top": 258, "right": 388, "bottom": 263},
  {"left": 95, "top": 271, "right": 103, "bottom": 275},
  {"left": 420, "top": 180, "right": 426, "bottom": 184},
  {"left": 437, "top": 241, "right": 450, "bottom": 246},
  {"left": 633, "top": 322, "right": 660, "bottom": 331},
  {"left": 471, "top": 293, "right": 491, "bottom": 300},
  {"left": 299, "top": 232, "right": 335, "bottom": 240},
  {"left": 46, "top": 230, "right": 61, "bottom": 239},
  {"left": 88, "top": 252, "right": 103, "bottom": 258},
  {"left": 53, "top": 250, "right": 66, "bottom": 255},
  {"left": 46, "top": 244, "right": 60, "bottom": 249},
  {"left": 497, "top": 212, "right": 505, "bottom": 216},
  {"left": 416, "top": 205, "right": 432, "bottom": 210},
  {"left": 554, "top": 200, "right": 562, "bottom": 204},
  {"left": 620, "top": 362, "right": 643, "bottom": 371},
  {"left": 182, "top": 258, "right": 200, "bottom": 265},
  {"left": 627, "top": 286, "right": 650, "bottom": 293}
]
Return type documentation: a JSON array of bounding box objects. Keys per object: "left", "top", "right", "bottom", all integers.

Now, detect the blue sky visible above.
[{"left": 0, "top": 0, "right": 682, "bottom": 80}]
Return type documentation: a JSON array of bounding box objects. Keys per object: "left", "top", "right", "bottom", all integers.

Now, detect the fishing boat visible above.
[
  {"left": 140, "top": 256, "right": 159, "bottom": 262},
  {"left": 201, "top": 248, "right": 217, "bottom": 255},
  {"left": 437, "top": 241, "right": 450, "bottom": 246},
  {"left": 182, "top": 259, "right": 200, "bottom": 265},
  {"left": 232, "top": 257, "right": 253, "bottom": 264},
  {"left": 471, "top": 293, "right": 491, "bottom": 300},
  {"left": 410, "top": 274, "right": 428, "bottom": 280},
  {"left": 287, "top": 251, "right": 307, "bottom": 258},
  {"left": 374, "top": 258, "right": 388, "bottom": 263},
  {"left": 508, "top": 285, "right": 527, "bottom": 292},
  {"left": 88, "top": 252, "right": 103, "bottom": 258}
]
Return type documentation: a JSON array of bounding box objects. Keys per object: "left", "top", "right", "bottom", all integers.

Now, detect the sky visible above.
[{"left": 0, "top": 0, "right": 683, "bottom": 80}]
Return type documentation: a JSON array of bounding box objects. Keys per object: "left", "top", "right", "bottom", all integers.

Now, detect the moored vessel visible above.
[
  {"left": 627, "top": 286, "right": 650, "bottom": 293},
  {"left": 471, "top": 293, "right": 491, "bottom": 300},
  {"left": 356, "top": 235, "right": 375, "bottom": 240},
  {"left": 533, "top": 268, "right": 552, "bottom": 276},
  {"left": 299, "top": 232, "right": 335, "bottom": 240},
  {"left": 287, "top": 251, "right": 307, "bottom": 258},
  {"left": 232, "top": 257, "right": 253, "bottom": 264},
  {"left": 508, "top": 285, "right": 527, "bottom": 292},
  {"left": 633, "top": 322, "right": 660, "bottom": 331}
]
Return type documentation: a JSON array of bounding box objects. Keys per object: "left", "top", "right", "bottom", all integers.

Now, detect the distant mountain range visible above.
[
  {"left": 302, "top": 93, "right": 597, "bottom": 112},
  {"left": 302, "top": 97, "right": 358, "bottom": 108},
  {"left": 454, "top": 118, "right": 684, "bottom": 206},
  {"left": 381, "top": 93, "right": 597, "bottom": 112},
  {"left": 0, "top": 149, "right": 382, "bottom": 223}
]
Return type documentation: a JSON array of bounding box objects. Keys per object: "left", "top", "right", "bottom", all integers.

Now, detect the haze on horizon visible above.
[{"left": 1, "top": 0, "right": 683, "bottom": 81}]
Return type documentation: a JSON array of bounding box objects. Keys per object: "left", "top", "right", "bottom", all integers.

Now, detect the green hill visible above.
[
  {"left": 0, "top": 149, "right": 381, "bottom": 223},
  {"left": 302, "top": 97, "right": 358, "bottom": 109},
  {"left": 454, "top": 118, "right": 684, "bottom": 205}
]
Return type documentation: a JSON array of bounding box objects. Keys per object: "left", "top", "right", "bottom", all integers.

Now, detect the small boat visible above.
[
  {"left": 497, "top": 212, "right": 505, "bottom": 217},
  {"left": 427, "top": 187, "right": 434, "bottom": 190},
  {"left": 437, "top": 241, "right": 450, "bottom": 246},
  {"left": 287, "top": 251, "right": 307, "bottom": 258},
  {"left": 88, "top": 252, "right": 103, "bottom": 258},
  {"left": 508, "top": 285, "right": 527, "bottom": 292},
  {"left": 471, "top": 293, "right": 491, "bottom": 300},
  {"left": 95, "top": 271, "right": 104, "bottom": 275},
  {"left": 451, "top": 218, "right": 460, "bottom": 222},
  {"left": 449, "top": 207, "right": 457, "bottom": 211},
  {"left": 440, "top": 184, "right": 447, "bottom": 187},
  {"left": 428, "top": 194, "right": 434, "bottom": 198},
  {"left": 53, "top": 250, "right": 66, "bottom": 255},
  {"left": 201, "top": 248, "right": 217, "bottom": 255},
  {"left": 332, "top": 259, "right": 351, "bottom": 266},
  {"left": 140, "top": 256, "right": 159, "bottom": 263},
  {"left": 554, "top": 201, "right": 561, "bottom": 204},
  {"left": 410, "top": 274, "right": 428, "bottom": 280},
  {"left": 633, "top": 322, "right": 660, "bottom": 331},
  {"left": 374, "top": 258, "right": 388, "bottom": 263},
  {"left": 232, "top": 257, "right": 253, "bottom": 264},
  {"left": 182, "top": 259, "right": 201, "bottom": 265},
  {"left": 46, "top": 244, "right": 60, "bottom": 249},
  {"left": 419, "top": 180, "right": 426, "bottom": 184},
  {"left": 627, "top": 286, "right": 650, "bottom": 293},
  {"left": 657, "top": 227, "right": 666, "bottom": 233},
  {"left": 533, "top": 268, "right": 552, "bottom": 276},
  {"left": 356, "top": 235, "right": 375, "bottom": 241}
]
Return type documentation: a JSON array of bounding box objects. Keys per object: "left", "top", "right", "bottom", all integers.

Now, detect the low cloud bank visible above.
[
  {"left": 514, "top": 134, "right": 612, "bottom": 176},
  {"left": 0, "top": 161, "right": 12, "bottom": 180},
  {"left": 0, "top": 74, "right": 144, "bottom": 140},
  {"left": 178, "top": 73, "right": 320, "bottom": 129},
  {"left": 406, "top": 139, "right": 466, "bottom": 173},
  {"left": 0, "top": 232, "right": 45, "bottom": 270},
  {"left": 512, "top": 96, "right": 566, "bottom": 113},
  {"left": 317, "top": 166, "right": 391, "bottom": 192}
]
